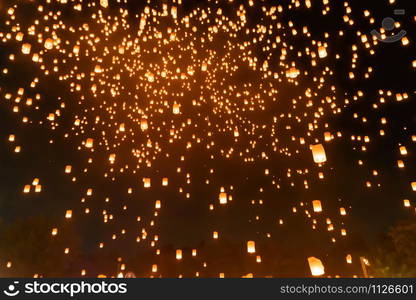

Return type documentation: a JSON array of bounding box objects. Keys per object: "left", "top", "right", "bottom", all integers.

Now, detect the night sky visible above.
[{"left": 0, "top": 0, "right": 415, "bottom": 278}]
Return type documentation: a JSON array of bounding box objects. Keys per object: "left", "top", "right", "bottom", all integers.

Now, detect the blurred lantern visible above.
[
  {"left": 173, "top": 103, "right": 181, "bottom": 114},
  {"left": 155, "top": 200, "right": 161, "bottom": 209},
  {"left": 152, "top": 264, "right": 158, "bottom": 273},
  {"left": 318, "top": 46, "right": 327, "bottom": 58},
  {"left": 162, "top": 178, "right": 168, "bottom": 186},
  {"left": 247, "top": 241, "right": 256, "bottom": 253},
  {"left": 176, "top": 249, "right": 182, "bottom": 260},
  {"left": 219, "top": 192, "right": 227, "bottom": 204},
  {"left": 22, "top": 43, "right": 31, "bottom": 55},
  {"left": 308, "top": 257, "right": 325, "bottom": 276},
  {"left": 311, "top": 144, "right": 327, "bottom": 163},
  {"left": 44, "top": 38, "right": 54, "bottom": 50},
  {"left": 143, "top": 178, "right": 151, "bottom": 188},
  {"left": 312, "top": 200, "right": 322, "bottom": 212},
  {"left": 85, "top": 138, "right": 94, "bottom": 148}
]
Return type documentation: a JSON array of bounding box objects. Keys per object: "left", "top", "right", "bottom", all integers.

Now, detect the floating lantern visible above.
[
  {"left": 308, "top": 257, "right": 325, "bottom": 276},
  {"left": 155, "top": 200, "right": 161, "bottom": 209},
  {"left": 65, "top": 165, "right": 72, "bottom": 174},
  {"left": 311, "top": 144, "right": 327, "bottom": 163},
  {"left": 312, "top": 200, "right": 322, "bottom": 212},
  {"left": 346, "top": 254, "right": 352, "bottom": 264},
  {"left": 152, "top": 264, "right": 158, "bottom": 273},
  {"left": 65, "top": 210, "right": 73, "bottom": 219},
  {"left": 22, "top": 43, "right": 31, "bottom": 55},
  {"left": 23, "top": 185, "right": 31, "bottom": 193},
  {"left": 176, "top": 249, "right": 182, "bottom": 260},
  {"left": 247, "top": 241, "right": 256, "bottom": 253},
  {"left": 143, "top": 178, "right": 151, "bottom": 188},
  {"left": 162, "top": 178, "right": 168, "bottom": 186},
  {"left": 100, "top": 0, "right": 109, "bottom": 8},
  {"left": 140, "top": 119, "right": 148, "bottom": 131},
  {"left": 44, "top": 38, "right": 54, "bottom": 50},
  {"left": 173, "top": 103, "right": 181, "bottom": 114},
  {"left": 318, "top": 46, "right": 327, "bottom": 58},
  {"left": 85, "top": 138, "right": 94, "bottom": 148},
  {"left": 219, "top": 192, "right": 227, "bottom": 204}
]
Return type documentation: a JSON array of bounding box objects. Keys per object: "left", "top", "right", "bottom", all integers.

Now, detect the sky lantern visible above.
[
  {"left": 403, "top": 199, "right": 411, "bottom": 207},
  {"left": 173, "top": 103, "right": 181, "bottom": 114},
  {"left": 311, "top": 144, "right": 327, "bottom": 163},
  {"left": 100, "top": 0, "right": 109, "bottom": 8},
  {"left": 51, "top": 228, "right": 58, "bottom": 236},
  {"left": 65, "top": 165, "right": 72, "bottom": 174},
  {"left": 155, "top": 200, "right": 161, "bottom": 209},
  {"left": 22, "top": 43, "right": 32, "bottom": 55},
  {"left": 162, "top": 178, "right": 168, "bottom": 186},
  {"left": 308, "top": 257, "right": 325, "bottom": 276},
  {"left": 23, "top": 185, "right": 31, "bottom": 193},
  {"left": 412, "top": 182, "right": 416, "bottom": 192},
  {"left": 85, "top": 138, "right": 94, "bottom": 148},
  {"left": 44, "top": 38, "right": 54, "bottom": 50},
  {"left": 312, "top": 200, "right": 322, "bottom": 212},
  {"left": 247, "top": 241, "right": 256, "bottom": 253},
  {"left": 219, "top": 192, "right": 227, "bottom": 204},
  {"left": 65, "top": 210, "right": 73, "bottom": 219},
  {"left": 176, "top": 249, "right": 182, "bottom": 260},
  {"left": 140, "top": 119, "right": 148, "bottom": 131},
  {"left": 399, "top": 146, "right": 407, "bottom": 156},
  {"left": 346, "top": 254, "right": 352, "bottom": 264},
  {"left": 143, "top": 178, "right": 151, "bottom": 188},
  {"left": 318, "top": 46, "right": 327, "bottom": 58},
  {"left": 152, "top": 264, "right": 158, "bottom": 273}
]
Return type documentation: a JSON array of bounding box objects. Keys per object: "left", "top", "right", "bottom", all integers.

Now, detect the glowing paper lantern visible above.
[
  {"left": 65, "top": 210, "right": 73, "bottom": 219},
  {"left": 85, "top": 138, "right": 94, "bottom": 148},
  {"left": 311, "top": 144, "right": 327, "bottom": 163},
  {"left": 247, "top": 241, "right": 256, "bottom": 253},
  {"left": 308, "top": 257, "right": 325, "bottom": 276},
  {"left": 65, "top": 165, "right": 72, "bottom": 174},
  {"left": 346, "top": 254, "right": 352, "bottom": 264},
  {"left": 155, "top": 200, "right": 161, "bottom": 209},
  {"left": 162, "top": 178, "right": 168, "bottom": 186},
  {"left": 404, "top": 199, "right": 411, "bottom": 207},
  {"left": 143, "top": 178, "right": 151, "bottom": 188},
  {"left": 22, "top": 43, "right": 32, "bottom": 55},
  {"left": 152, "top": 264, "right": 158, "bottom": 273},
  {"left": 412, "top": 182, "right": 416, "bottom": 192},
  {"left": 318, "top": 46, "right": 328, "bottom": 58},
  {"left": 173, "top": 103, "right": 181, "bottom": 114},
  {"left": 44, "top": 38, "right": 54, "bottom": 50},
  {"left": 176, "top": 249, "right": 182, "bottom": 260},
  {"left": 312, "top": 200, "right": 322, "bottom": 212},
  {"left": 23, "top": 185, "right": 31, "bottom": 193},
  {"left": 219, "top": 192, "right": 227, "bottom": 204},
  {"left": 100, "top": 0, "right": 109, "bottom": 8},
  {"left": 140, "top": 119, "right": 148, "bottom": 131}
]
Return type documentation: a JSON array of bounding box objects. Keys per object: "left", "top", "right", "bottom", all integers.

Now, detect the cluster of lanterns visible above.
[{"left": 0, "top": 0, "right": 413, "bottom": 278}]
